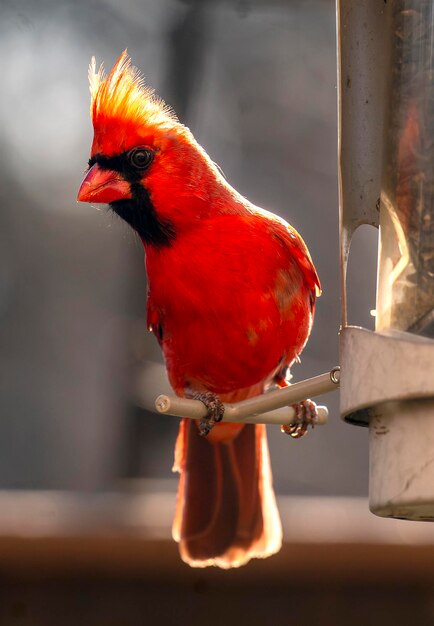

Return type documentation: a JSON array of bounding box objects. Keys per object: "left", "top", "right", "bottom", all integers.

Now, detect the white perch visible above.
[{"left": 155, "top": 368, "right": 340, "bottom": 426}]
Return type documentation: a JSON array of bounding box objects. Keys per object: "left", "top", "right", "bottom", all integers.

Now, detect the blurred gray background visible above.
[{"left": 0, "top": 0, "right": 378, "bottom": 495}]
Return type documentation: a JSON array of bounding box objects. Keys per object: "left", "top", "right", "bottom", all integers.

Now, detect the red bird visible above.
[{"left": 78, "top": 52, "right": 321, "bottom": 568}]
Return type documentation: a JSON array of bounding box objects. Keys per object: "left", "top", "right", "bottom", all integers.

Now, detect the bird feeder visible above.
[{"left": 338, "top": 0, "right": 434, "bottom": 519}]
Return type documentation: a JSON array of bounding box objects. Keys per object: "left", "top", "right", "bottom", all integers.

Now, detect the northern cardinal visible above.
[{"left": 78, "top": 52, "right": 321, "bottom": 568}]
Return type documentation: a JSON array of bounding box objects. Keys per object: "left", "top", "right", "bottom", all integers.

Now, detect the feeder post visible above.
[{"left": 338, "top": 0, "right": 434, "bottom": 519}]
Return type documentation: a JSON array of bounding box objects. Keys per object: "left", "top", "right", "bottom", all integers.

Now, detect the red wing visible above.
[{"left": 269, "top": 219, "right": 321, "bottom": 297}]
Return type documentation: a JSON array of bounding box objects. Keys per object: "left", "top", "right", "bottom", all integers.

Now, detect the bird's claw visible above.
[
  {"left": 191, "top": 391, "right": 225, "bottom": 437},
  {"left": 281, "top": 399, "right": 318, "bottom": 439}
]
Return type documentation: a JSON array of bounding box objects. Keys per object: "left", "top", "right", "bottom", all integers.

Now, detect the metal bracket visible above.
[{"left": 341, "top": 326, "right": 434, "bottom": 426}]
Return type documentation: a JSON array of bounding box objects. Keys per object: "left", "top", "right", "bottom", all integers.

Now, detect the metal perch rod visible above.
[{"left": 155, "top": 367, "right": 340, "bottom": 426}]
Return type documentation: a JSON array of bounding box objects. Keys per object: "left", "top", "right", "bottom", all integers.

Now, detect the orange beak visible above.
[{"left": 77, "top": 163, "right": 131, "bottom": 203}]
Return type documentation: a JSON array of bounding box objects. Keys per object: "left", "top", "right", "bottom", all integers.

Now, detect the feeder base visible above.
[{"left": 370, "top": 399, "right": 434, "bottom": 521}]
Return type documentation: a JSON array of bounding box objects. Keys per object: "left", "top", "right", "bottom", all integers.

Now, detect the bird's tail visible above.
[{"left": 172, "top": 418, "right": 282, "bottom": 568}]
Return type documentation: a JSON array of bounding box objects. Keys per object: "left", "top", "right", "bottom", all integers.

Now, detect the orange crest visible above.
[{"left": 88, "top": 51, "right": 177, "bottom": 154}]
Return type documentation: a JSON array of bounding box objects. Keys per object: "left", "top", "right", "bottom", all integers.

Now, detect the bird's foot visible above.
[
  {"left": 281, "top": 399, "right": 318, "bottom": 439},
  {"left": 189, "top": 391, "right": 225, "bottom": 437}
]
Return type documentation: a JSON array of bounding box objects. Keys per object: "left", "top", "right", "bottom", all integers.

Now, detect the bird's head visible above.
[{"left": 78, "top": 51, "right": 227, "bottom": 246}]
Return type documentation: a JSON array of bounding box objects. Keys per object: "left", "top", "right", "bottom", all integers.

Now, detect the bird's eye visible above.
[{"left": 127, "top": 148, "right": 154, "bottom": 170}]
